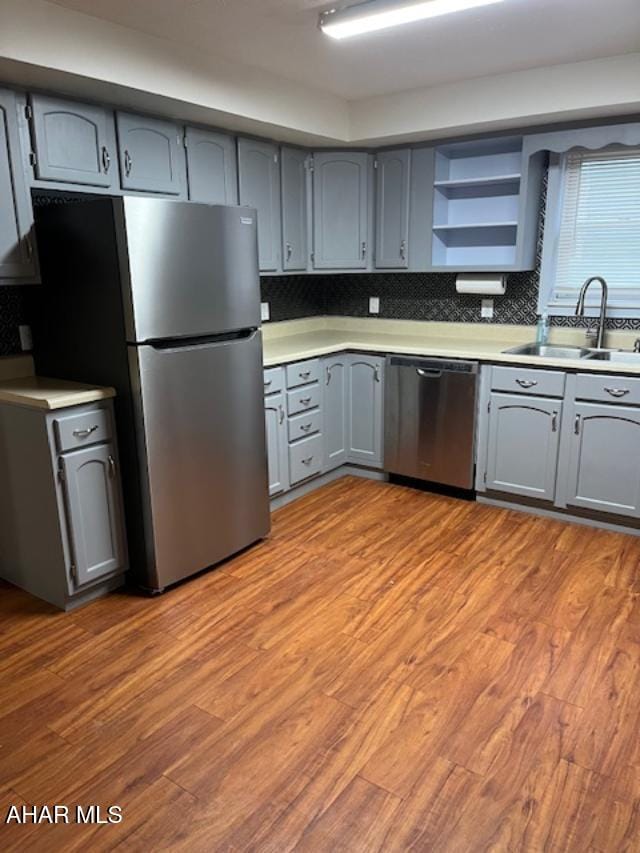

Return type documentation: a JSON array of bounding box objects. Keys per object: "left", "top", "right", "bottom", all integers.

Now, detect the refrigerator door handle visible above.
[{"left": 144, "top": 328, "right": 259, "bottom": 353}]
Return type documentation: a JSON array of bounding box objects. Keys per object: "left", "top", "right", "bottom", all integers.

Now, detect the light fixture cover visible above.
[{"left": 319, "top": 0, "right": 505, "bottom": 39}]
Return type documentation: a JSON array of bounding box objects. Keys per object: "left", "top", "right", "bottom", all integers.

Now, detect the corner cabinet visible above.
[
  {"left": 346, "top": 354, "right": 385, "bottom": 468},
  {"left": 238, "top": 138, "right": 281, "bottom": 272},
  {"left": 0, "top": 89, "right": 38, "bottom": 283},
  {"left": 375, "top": 149, "right": 411, "bottom": 269},
  {"left": 312, "top": 151, "right": 370, "bottom": 270},
  {"left": 28, "top": 94, "right": 118, "bottom": 189},
  {"left": 116, "top": 112, "right": 187, "bottom": 197},
  {"left": 323, "top": 354, "right": 349, "bottom": 470},
  {"left": 185, "top": 126, "right": 237, "bottom": 205},
  {"left": 0, "top": 399, "right": 128, "bottom": 610}
]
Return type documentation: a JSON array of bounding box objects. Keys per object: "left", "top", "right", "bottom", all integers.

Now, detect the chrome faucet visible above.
[{"left": 575, "top": 276, "right": 608, "bottom": 349}]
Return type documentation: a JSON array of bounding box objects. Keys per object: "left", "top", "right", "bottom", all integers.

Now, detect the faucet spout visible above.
[{"left": 575, "top": 276, "right": 608, "bottom": 349}]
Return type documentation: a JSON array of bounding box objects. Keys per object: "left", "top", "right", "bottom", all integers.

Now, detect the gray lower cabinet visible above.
[
  {"left": 485, "top": 392, "right": 561, "bottom": 501},
  {"left": 375, "top": 148, "right": 411, "bottom": 269},
  {"left": 322, "top": 354, "right": 348, "bottom": 470},
  {"left": 264, "top": 387, "right": 288, "bottom": 496},
  {"left": 346, "top": 354, "right": 385, "bottom": 467},
  {"left": 29, "top": 94, "right": 117, "bottom": 189},
  {"left": 312, "top": 151, "right": 369, "bottom": 269},
  {"left": 565, "top": 401, "right": 640, "bottom": 518},
  {"left": 238, "top": 138, "right": 281, "bottom": 272},
  {"left": 0, "top": 88, "right": 38, "bottom": 282},
  {"left": 281, "top": 146, "right": 308, "bottom": 271},
  {"left": 0, "top": 399, "right": 127, "bottom": 609},
  {"left": 116, "top": 112, "right": 186, "bottom": 196},
  {"left": 185, "top": 126, "right": 237, "bottom": 205}
]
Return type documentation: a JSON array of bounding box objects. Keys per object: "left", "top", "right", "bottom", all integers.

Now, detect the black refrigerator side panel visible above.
[{"left": 32, "top": 197, "right": 148, "bottom": 579}]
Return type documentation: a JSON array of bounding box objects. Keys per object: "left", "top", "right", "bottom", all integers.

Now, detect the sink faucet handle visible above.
[{"left": 634, "top": 339, "right": 640, "bottom": 354}]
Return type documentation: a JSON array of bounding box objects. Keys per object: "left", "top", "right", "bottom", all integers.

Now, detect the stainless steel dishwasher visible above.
[{"left": 384, "top": 356, "right": 479, "bottom": 489}]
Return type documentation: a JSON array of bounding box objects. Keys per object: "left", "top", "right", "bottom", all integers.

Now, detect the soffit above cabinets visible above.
[{"left": 48, "top": 0, "right": 640, "bottom": 100}]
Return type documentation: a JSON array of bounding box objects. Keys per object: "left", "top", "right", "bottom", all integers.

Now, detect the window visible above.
[{"left": 539, "top": 147, "right": 640, "bottom": 317}]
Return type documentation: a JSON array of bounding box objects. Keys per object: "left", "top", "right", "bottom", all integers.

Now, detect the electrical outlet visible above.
[
  {"left": 18, "top": 325, "right": 33, "bottom": 351},
  {"left": 481, "top": 299, "right": 494, "bottom": 320},
  {"left": 260, "top": 302, "right": 270, "bottom": 322},
  {"left": 369, "top": 296, "right": 380, "bottom": 315}
]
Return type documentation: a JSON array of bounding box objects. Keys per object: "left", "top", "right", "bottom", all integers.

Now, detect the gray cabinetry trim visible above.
[
  {"left": 185, "top": 126, "right": 238, "bottom": 205},
  {"left": 116, "top": 112, "right": 186, "bottom": 196},
  {"left": 0, "top": 88, "right": 38, "bottom": 282},
  {"left": 375, "top": 148, "right": 411, "bottom": 269},
  {"left": 30, "top": 94, "right": 117, "bottom": 189}
]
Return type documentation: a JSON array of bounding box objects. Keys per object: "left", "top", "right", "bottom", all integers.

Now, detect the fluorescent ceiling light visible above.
[{"left": 319, "top": 0, "right": 505, "bottom": 39}]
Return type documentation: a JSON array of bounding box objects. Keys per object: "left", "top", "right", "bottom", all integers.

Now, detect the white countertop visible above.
[
  {"left": 0, "top": 376, "right": 116, "bottom": 411},
  {"left": 262, "top": 317, "right": 640, "bottom": 375}
]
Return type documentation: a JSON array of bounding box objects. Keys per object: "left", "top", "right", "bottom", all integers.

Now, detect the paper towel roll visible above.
[{"left": 456, "top": 274, "right": 506, "bottom": 295}]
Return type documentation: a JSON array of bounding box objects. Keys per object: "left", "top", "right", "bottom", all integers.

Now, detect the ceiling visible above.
[{"left": 49, "top": 0, "right": 640, "bottom": 101}]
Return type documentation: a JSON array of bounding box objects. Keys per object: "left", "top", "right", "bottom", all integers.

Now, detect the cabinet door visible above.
[
  {"left": 185, "top": 126, "right": 237, "bottom": 205},
  {"left": 30, "top": 94, "right": 116, "bottom": 188},
  {"left": 264, "top": 392, "right": 288, "bottom": 496},
  {"left": 61, "top": 443, "right": 126, "bottom": 586},
  {"left": 323, "top": 356, "right": 348, "bottom": 470},
  {"left": 281, "top": 147, "right": 308, "bottom": 271},
  {"left": 486, "top": 393, "right": 561, "bottom": 501},
  {"left": 117, "top": 112, "right": 185, "bottom": 195},
  {"left": 238, "top": 138, "right": 280, "bottom": 272},
  {"left": 566, "top": 402, "right": 640, "bottom": 518},
  {"left": 346, "top": 355, "right": 384, "bottom": 467},
  {"left": 375, "top": 149, "right": 410, "bottom": 269},
  {"left": 313, "top": 152, "right": 369, "bottom": 269},
  {"left": 0, "top": 90, "right": 37, "bottom": 281}
]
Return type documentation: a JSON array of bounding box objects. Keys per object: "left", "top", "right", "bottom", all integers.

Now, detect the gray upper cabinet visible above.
[
  {"left": 486, "top": 392, "right": 561, "bottom": 501},
  {"left": 566, "top": 402, "right": 640, "bottom": 519},
  {"left": 0, "top": 89, "right": 37, "bottom": 282},
  {"left": 116, "top": 112, "right": 186, "bottom": 196},
  {"left": 281, "top": 146, "right": 308, "bottom": 271},
  {"left": 61, "top": 442, "right": 126, "bottom": 586},
  {"left": 375, "top": 149, "right": 411, "bottom": 269},
  {"left": 264, "top": 390, "right": 288, "bottom": 496},
  {"left": 323, "top": 355, "right": 348, "bottom": 470},
  {"left": 238, "top": 138, "right": 281, "bottom": 272},
  {"left": 346, "top": 354, "right": 384, "bottom": 467},
  {"left": 185, "top": 126, "right": 237, "bottom": 205},
  {"left": 29, "top": 94, "right": 117, "bottom": 189},
  {"left": 313, "top": 151, "right": 369, "bottom": 270}
]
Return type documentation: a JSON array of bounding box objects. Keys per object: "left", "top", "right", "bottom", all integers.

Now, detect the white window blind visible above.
[{"left": 550, "top": 147, "right": 640, "bottom": 308}]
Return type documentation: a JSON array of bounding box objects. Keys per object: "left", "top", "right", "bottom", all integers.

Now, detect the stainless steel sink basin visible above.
[
  {"left": 584, "top": 349, "right": 640, "bottom": 364},
  {"left": 503, "top": 343, "right": 592, "bottom": 359}
]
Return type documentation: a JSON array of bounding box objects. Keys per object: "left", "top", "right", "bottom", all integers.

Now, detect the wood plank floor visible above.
[{"left": 2, "top": 476, "right": 640, "bottom": 851}]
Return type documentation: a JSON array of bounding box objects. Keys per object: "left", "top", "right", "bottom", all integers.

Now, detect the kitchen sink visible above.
[
  {"left": 503, "top": 343, "right": 592, "bottom": 359},
  {"left": 583, "top": 349, "right": 640, "bottom": 364}
]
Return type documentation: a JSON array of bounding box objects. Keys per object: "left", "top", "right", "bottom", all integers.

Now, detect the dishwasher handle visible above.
[{"left": 416, "top": 367, "right": 443, "bottom": 379}]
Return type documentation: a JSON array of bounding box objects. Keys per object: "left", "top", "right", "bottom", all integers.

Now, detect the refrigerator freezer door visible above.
[
  {"left": 118, "top": 198, "right": 261, "bottom": 342},
  {"left": 129, "top": 330, "right": 270, "bottom": 589}
]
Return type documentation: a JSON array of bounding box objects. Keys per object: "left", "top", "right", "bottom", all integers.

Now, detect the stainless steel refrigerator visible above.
[{"left": 34, "top": 196, "right": 270, "bottom": 592}]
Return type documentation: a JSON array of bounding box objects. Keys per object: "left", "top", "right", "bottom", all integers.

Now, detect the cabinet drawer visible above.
[
  {"left": 575, "top": 373, "right": 640, "bottom": 406},
  {"left": 288, "top": 410, "right": 321, "bottom": 443},
  {"left": 492, "top": 366, "right": 565, "bottom": 397},
  {"left": 263, "top": 367, "right": 284, "bottom": 396},
  {"left": 54, "top": 408, "right": 112, "bottom": 453},
  {"left": 286, "top": 359, "right": 321, "bottom": 389},
  {"left": 287, "top": 384, "right": 321, "bottom": 416},
  {"left": 289, "top": 434, "right": 322, "bottom": 484}
]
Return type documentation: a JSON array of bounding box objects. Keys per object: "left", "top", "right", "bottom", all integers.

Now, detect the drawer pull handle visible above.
[
  {"left": 299, "top": 371, "right": 311, "bottom": 380},
  {"left": 605, "top": 387, "right": 630, "bottom": 398},
  {"left": 300, "top": 396, "right": 312, "bottom": 405},
  {"left": 73, "top": 425, "right": 99, "bottom": 438},
  {"left": 300, "top": 423, "right": 313, "bottom": 432},
  {"left": 516, "top": 379, "right": 537, "bottom": 388},
  {"left": 551, "top": 411, "right": 558, "bottom": 432},
  {"left": 302, "top": 456, "right": 314, "bottom": 465},
  {"left": 574, "top": 414, "right": 581, "bottom": 435},
  {"left": 264, "top": 379, "right": 272, "bottom": 387}
]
